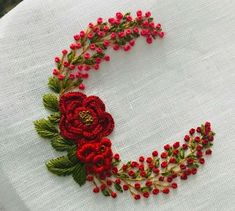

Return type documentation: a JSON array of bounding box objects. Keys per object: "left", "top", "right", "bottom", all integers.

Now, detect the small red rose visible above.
[{"left": 76, "top": 139, "right": 113, "bottom": 174}]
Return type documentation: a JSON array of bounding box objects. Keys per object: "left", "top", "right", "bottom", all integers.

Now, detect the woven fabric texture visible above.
[{"left": 0, "top": 0, "right": 235, "bottom": 210}]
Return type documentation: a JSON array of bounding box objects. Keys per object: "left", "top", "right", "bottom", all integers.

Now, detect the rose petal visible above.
[
  {"left": 83, "top": 96, "right": 105, "bottom": 114},
  {"left": 76, "top": 138, "right": 100, "bottom": 149},
  {"left": 99, "top": 112, "right": 115, "bottom": 137},
  {"left": 59, "top": 116, "right": 81, "bottom": 140},
  {"left": 59, "top": 92, "right": 86, "bottom": 114}
]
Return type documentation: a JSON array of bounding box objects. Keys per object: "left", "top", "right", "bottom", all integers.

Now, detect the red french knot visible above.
[{"left": 59, "top": 92, "right": 114, "bottom": 142}]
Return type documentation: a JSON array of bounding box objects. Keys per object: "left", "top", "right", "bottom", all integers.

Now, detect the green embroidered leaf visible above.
[
  {"left": 148, "top": 17, "right": 154, "bottom": 22},
  {"left": 162, "top": 172, "right": 171, "bottom": 176},
  {"left": 46, "top": 156, "right": 76, "bottom": 176},
  {"left": 102, "top": 189, "right": 110, "bottom": 197},
  {"left": 72, "top": 163, "right": 86, "bottom": 186},
  {"left": 67, "top": 51, "right": 75, "bottom": 63},
  {"left": 43, "top": 93, "right": 59, "bottom": 112},
  {"left": 57, "top": 63, "right": 61, "bottom": 70},
  {"left": 34, "top": 119, "right": 58, "bottom": 139},
  {"left": 61, "top": 77, "right": 71, "bottom": 89},
  {"left": 123, "top": 12, "right": 131, "bottom": 18},
  {"left": 168, "top": 148, "right": 173, "bottom": 156},
  {"left": 154, "top": 158, "right": 160, "bottom": 167},
  {"left": 146, "top": 169, "right": 152, "bottom": 177},
  {"left": 60, "top": 78, "right": 83, "bottom": 93},
  {"left": 140, "top": 187, "right": 149, "bottom": 193},
  {"left": 92, "top": 53, "right": 105, "bottom": 59},
  {"left": 68, "top": 146, "right": 80, "bottom": 163},
  {"left": 114, "top": 183, "right": 123, "bottom": 193},
  {"left": 72, "top": 56, "right": 83, "bottom": 65},
  {"left": 48, "top": 112, "right": 61, "bottom": 124},
  {"left": 191, "top": 142, "right": 196, "bottom": 150},
  {"left": 179, "top": 148, "right": 185, "bottom": 159},
  {"left": 112, "top": 160, "right": 120, "bottom": 166},
  {"left": 191, "top": 163, "right": 200, "bottom": 168},
  {"left": 48, "top": 76, "right": 61, "bottom": 93},
  {"left": 51, "top": 136, "right": 75, "bottom": 152},
  {"left": 84, "top": 59, "right": 95, "bottom": 65},
  {"left": 69, "top": 78, "right": 83, "bottom": 89}
]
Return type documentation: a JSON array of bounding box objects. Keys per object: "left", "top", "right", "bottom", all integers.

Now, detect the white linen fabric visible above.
[{"left": 0, "top": 0, "right": 235, "bottom": 210}]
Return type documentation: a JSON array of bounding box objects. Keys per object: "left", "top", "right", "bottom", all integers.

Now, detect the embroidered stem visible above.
[
  {"left": 86, "top": 122, "right": 215, "bottom": 199},
  {"left": 52, "top": 10, "right": 164, "bottom": 92}
]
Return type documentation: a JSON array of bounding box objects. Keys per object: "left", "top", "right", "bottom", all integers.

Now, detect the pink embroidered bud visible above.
[
  {"left": 75, "top": 43, "right": 82, "bottom": 49},
  {"left": 58, "top": 74, "right": 65, "bottom": 80},
  {"left": 113, "top": 45, "right": 120, "bottom": 51},
  {"left": 159, "top": 31, "right": 165, "bottom": 38},
  {"left": 77, "top": 65, "right": 83, "bottom": 71},
  {"left": 108, "top": 18, "right": 115, "bottom": 24},
  {"left": 84, "top": 53, "right": 90, "bottom": 59},
  {"left": 88, "top": 22, "right": 94, "bottom": 28},
  {"left": 103, "top": 25, "right": 109, "bottom": 31},
  {"left": 70, "top": 43, "right": 76, "bottom": 50},
  {"left": 104, "top": 55, "right": 110, "bottom": 61},
  {"left": 146, "top": 37, "right": 153, "bottom": 44},
  {"left": 54, "top": 57, "right": 60, "bottom": 63},
  {"left": 87, "top": 33, "right": 94, "bottom": 39},
  {"left": 116, "top": 12, "right": 123, "bottom": 20},
  {"left": 79, "top": 83, "right": 85, "bottom": 90},
  {"left": 95, "top": 58, "right": 102, "bottom": 64},
  {"left": 80, "top": 30, "right": 85, "bottom": 37},
  {"left": 124, "top": 45, "right": 131, "bottom": 51},
  {"left": 111, "top": 32, "right": 116, "bottom": 39},
  {"left": 145, "top": 11, "right": 151, "bottom": 17},
  {"left": 156, "top": 23, "right": 161, "bottom": 29},
  {"left": 62, "top": 49, "right": 68, "bottom": 55},
  {"left": 126, "top": 15, "right": 132, "bottom": 21},
  {"left": 53, "top": 69, "right": 59, "bottom": 75},
  {"left": 136, "top": 10, "right": 142, "bottom": 17},
  {"left": 103, "top": 40, "right": 110, "bottom": 47},
  {"left": 97, "top": 17, "right": 103, "bottom": 24},
  {"left": 73, "top": 34, "right": 80, "bottom": 41},
  {"left": 129, "top": 40, "right": 135, "bottom": 46},
  {"left": 93, "top": 64, "right": 99, "bottom": 70},
  {"left": 96, "top": 47, "right": 103, "bottom": 53}
]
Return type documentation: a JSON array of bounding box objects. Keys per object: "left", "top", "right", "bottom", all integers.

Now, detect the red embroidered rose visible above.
[
  {"left": 92, "top": 155, "right": 112, "bottom": 174},
  {"left": 77, "top": 138, "right": 113, "bottom": 174},
  {"left": 59, "top": 92, "right": 114, "bottom": 142}
]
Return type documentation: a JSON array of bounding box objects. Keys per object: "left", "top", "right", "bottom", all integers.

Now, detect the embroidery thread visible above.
[{"left": 34, "top": 11, "right": 215, "bottom": 200}]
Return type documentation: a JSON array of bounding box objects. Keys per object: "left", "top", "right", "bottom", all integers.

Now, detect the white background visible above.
[{"left": 0, "top": 0, "right": 235, "bottom": 210}]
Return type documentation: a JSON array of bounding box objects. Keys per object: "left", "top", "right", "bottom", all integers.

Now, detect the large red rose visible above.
[{"left": 59, "top": 92, "right": 114, "bottom": 142}]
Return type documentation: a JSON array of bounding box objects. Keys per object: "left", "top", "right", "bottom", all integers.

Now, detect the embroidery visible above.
[{"left": 34, "top": 10, "right": 215, "bottom": 200}]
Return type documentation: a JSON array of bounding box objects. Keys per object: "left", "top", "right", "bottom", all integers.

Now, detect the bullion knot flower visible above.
[
  {"left": 59, "top": 92, "right": 114, "bottom": 142},
  {"left": 76, "top": 138, "right": 113, "bottom": 174}
]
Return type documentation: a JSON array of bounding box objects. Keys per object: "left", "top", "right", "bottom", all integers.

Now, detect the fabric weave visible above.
[{"left": 0, "top": 0, "right": 235, "bottom": 210}]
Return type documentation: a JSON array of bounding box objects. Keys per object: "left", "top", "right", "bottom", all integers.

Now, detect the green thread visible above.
[
  {"left": 34, "top": 118, "right": 58, "bottom": 139},
  {"left": 46, "top": 156, "right": 76, "bottom": 176},
  {"left": 51, "top": 136, "right": 75, "bottom": 152},
  {"left": 48, "top": 112, "right": 61, "bottom": 124},
  {"left": 72, "top": 163, "right": 87, "bottom": 186},
  {"left": 43, "top": 93, "right": 59, "bottom": 112},
  {"left": 48, "top": 76, "right": 61, "bottom": 93}
]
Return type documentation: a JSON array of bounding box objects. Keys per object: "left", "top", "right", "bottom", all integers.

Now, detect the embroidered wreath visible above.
[{"left": 34, "top": 11, "right": 215, "bottom": 200}]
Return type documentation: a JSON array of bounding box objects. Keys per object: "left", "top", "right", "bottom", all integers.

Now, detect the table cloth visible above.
[{"left": 0, "top": 0, "right": 235, "bottom": 210}]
